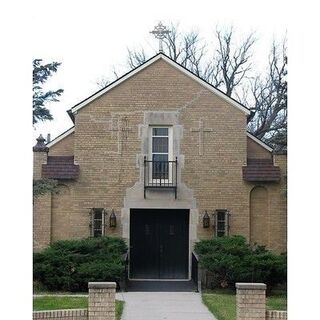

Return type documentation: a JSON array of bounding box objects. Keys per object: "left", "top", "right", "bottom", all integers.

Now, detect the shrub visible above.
[
  {"left": 194, "top": 236, "right": 286, "bottom": 289},
  {"left": 33, "top": 236, "right": 127, "bottom": 292}
]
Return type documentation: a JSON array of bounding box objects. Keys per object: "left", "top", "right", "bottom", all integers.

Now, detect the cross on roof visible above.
[{"left": 150, "top": 22, "right": 171, "bottom": 53}]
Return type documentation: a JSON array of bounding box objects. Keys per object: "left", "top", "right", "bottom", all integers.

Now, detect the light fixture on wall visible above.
[
  {"left": 203, "top": 210, "right": 210, "bottom": 228},
  {"left": 109, "top": 209, "right": 117, "bottom": 228}
]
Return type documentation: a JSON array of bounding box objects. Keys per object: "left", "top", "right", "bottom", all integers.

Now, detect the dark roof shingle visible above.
[
  {"left": 42, "top": 156, "right": 79, "bottom": 180},
  {"left": 243, "top": 159, "right": 280, "bottom": 182}
]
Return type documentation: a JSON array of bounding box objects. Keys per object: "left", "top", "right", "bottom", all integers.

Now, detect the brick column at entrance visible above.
[
  {"left": 88, "top": 282, "right": 116, "bottom": 320},
  {"left": 236, "top": 283, "right": 267, "bottom": 320}
]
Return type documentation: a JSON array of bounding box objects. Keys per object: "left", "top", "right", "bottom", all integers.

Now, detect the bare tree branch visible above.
[
  {"left": 127, "top": 47, "right": 147, "bottom": 69},
  {"left": 214, "top": 27, "right": 256, "bottom": 97},
  {"left": 248, "top": 38, "right": 287, "bottom": 150}
]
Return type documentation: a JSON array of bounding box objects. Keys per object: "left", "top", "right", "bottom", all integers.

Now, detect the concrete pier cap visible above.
[
  {"left": 235, "top": 282, "right": 267, "bottom": 290},
  {"left": 88, "top": 282, "right": 117, "bottom": 289}
]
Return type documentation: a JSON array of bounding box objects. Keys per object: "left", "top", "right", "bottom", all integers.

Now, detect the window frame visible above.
[
  {"left": 148, "top": 126, "right": 173, "bottom": 183},
  {"left": 90, "top": 208, "right": 106, "bottom": 237},
  {"left": 213, "top": 209, "right": 230, "bottom": 237}
]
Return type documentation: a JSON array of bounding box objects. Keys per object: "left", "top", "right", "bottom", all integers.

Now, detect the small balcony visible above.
[{"left": 144, "top": 156, "right": 178, "bottom": 199}]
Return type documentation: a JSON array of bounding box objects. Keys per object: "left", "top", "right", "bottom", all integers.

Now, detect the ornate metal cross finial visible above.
[{"left": 150, "top": 22, "right": 171, "bottom": 53}]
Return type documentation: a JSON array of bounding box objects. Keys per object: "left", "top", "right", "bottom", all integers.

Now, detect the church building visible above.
[{"left": 33, "top": 52, "right": 287, "bottom": 280}]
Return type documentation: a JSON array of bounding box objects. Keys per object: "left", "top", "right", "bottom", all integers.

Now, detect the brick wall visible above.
[
  {"left": 33, "top": 309, "right": 87, "bottom": 320},
  {"left": 51, "top": 184, "right": 73, "bottom": 241},
  {"left": 33, "top": 57, "right": 287, "bottom": 252},
  {"left": 33, "top": 151, "right": 47, "bottom": 179},
  {"left": 247, "top": 137, "right": 272, "bottom": 159},
  {"left": 33, "top": 193, "right": 52, "bottom": 252},
  {"left": 266, "top": 310, "right": 287, "bottom": 319},
  {"left": 73, "top": 58, "right": 248, "bottom": 241},
  {"left": 250, "top": 186, "right": 269, "bottom": 246},
  {"left": 33, "top": 282, "right": 116, "bottom": 320},
  {"left": 49, "top": 132, "right": 75, "bottom": 156}
]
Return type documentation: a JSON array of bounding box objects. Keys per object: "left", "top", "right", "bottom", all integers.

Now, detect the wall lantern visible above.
[
  {"left": 203, "top": 210, "right": 210, "bottom": 228},
  {"left": 109, "top": 209, "right": 117, "bottom": 228}
]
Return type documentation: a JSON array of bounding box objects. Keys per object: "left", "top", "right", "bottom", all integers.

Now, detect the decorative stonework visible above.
[
  {"left": 109, "top": 116, "right": 132, "bottom": 154},
  {"left": 33, "top": 134, "right": 49, "bottom": 152},
  {"left": 190, "top": 118, "right": 213, "bottom": 155},
  {"left": 121, "top": 110, "right": 198, "bottom": 279},
  {"left": 88, "top": 114, "right": 132, "bottom": 155}
]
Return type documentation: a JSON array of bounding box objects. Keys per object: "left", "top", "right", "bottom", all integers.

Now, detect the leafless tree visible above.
[
  {"left": 96, "top": 66, "right": 121, "bottom": 88},
  {"left": 127, "top": 47, "right": 147, "bottom": 69},
  {"left": 96, "top": 77, "right": 109, "bottom": 88},
  {"left": 119, "top": 24, "right": 210, "bottom": 78},
  {"left": 248, "top": 39, "right": 287, "bottom": 150},
  {"left": 124, "top": 24, "right": 255, "bottom": 98},
  {"left": 95, "top": 23, "right": 287, "bottom": 150},
  {"left": 212, "top": 27, "right": 256, "bottom": 96}
]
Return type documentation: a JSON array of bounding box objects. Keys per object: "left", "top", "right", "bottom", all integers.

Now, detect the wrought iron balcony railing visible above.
[{"left": 144, "top": 156, "right": 178, "bottom": 199}]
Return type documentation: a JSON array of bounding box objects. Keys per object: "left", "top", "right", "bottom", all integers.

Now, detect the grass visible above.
[
  {"left": 202, "top": 289, "right": 287, "bottom": 320},
  {"left": 266, "top": 290, "right": 287, "bottom": 310},
  {"left": 33, "top": 296, "right": 88, "bottom": 311},
  {"left": 33, "top": 296, "right": 124, "bottom": 320},
  {"left": 202, "top": 289, "right": 236, "bottom": 320},
  {"left": 116, "top": 300, "right": 125, "bottom": 320}
]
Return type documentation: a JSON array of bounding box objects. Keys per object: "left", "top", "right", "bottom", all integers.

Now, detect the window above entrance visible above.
[{"left": 144, "top": 126, "right": 177, "bottom": 198}]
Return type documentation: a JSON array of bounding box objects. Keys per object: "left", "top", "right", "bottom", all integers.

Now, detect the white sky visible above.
[{"left": 32, "top": 0, "right": 287, "bottom": 141}]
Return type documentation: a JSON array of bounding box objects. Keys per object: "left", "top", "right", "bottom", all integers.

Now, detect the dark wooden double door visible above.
[{"left": 130, "top": 209, "right": 189, "bottom": 279}]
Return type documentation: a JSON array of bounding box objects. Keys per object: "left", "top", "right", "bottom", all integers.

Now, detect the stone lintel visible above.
[
  {"left": 88, "top": 282, "right": 116, "bottom": 289},
  {"left": 236, "top": 282, "right": 266, "bottom": 290}
]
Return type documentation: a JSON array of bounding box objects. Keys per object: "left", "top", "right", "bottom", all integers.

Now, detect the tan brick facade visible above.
[
  {"left": 48, "top": 131, "right": 74, "bottom": 156},
  {"left": 33, "top": 55, "right": 287, "bottom": 256}
]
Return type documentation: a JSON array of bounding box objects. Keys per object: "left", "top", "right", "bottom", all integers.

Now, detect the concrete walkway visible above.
[{"left": 117, "top": 292, "right": 216, "bottom": 320}]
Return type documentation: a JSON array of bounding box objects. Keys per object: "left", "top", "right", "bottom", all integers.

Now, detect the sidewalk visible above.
[{"left": 118, "top": 291, "right": 216, "bottom": 320}]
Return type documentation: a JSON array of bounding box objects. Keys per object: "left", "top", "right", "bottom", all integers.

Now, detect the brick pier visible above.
[
  {"left": 88, "top": 282, "right": 116, "bottom": 320},
  {"left": 236, "top": 283, "right": 266, "bottom": 320}
]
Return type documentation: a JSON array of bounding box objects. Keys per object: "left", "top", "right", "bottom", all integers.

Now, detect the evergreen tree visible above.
[{"left": 33, "top": 59, "right": 64, "bottom": 124}]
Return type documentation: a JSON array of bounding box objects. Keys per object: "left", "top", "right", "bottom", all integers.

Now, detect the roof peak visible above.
[{"left": 68, "top": 52, "right": 250, "bottom": 118}]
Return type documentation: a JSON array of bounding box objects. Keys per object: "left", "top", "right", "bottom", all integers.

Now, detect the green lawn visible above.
[
  {"left": 202, "top": 289, "right": 287, "bottom": 320},
  {"left": 33, "top": 296, "right": 124, "bottom": 320}
]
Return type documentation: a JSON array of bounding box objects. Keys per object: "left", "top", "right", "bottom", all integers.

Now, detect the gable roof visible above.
[{"left": 69, "top": 52, "right": 251, "bottom": 116}]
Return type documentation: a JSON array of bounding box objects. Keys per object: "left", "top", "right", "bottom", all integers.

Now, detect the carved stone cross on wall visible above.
[
  {"left": 109, "top": 116, "right": 132, "bottom": 154},
  {"left": 190, "top": 119, "right": 214, "bottom": 156}
]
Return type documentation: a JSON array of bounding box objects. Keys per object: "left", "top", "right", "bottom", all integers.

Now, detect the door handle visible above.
[{"left": 159, "top": 244, "right": 163, "bottom": 254}]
